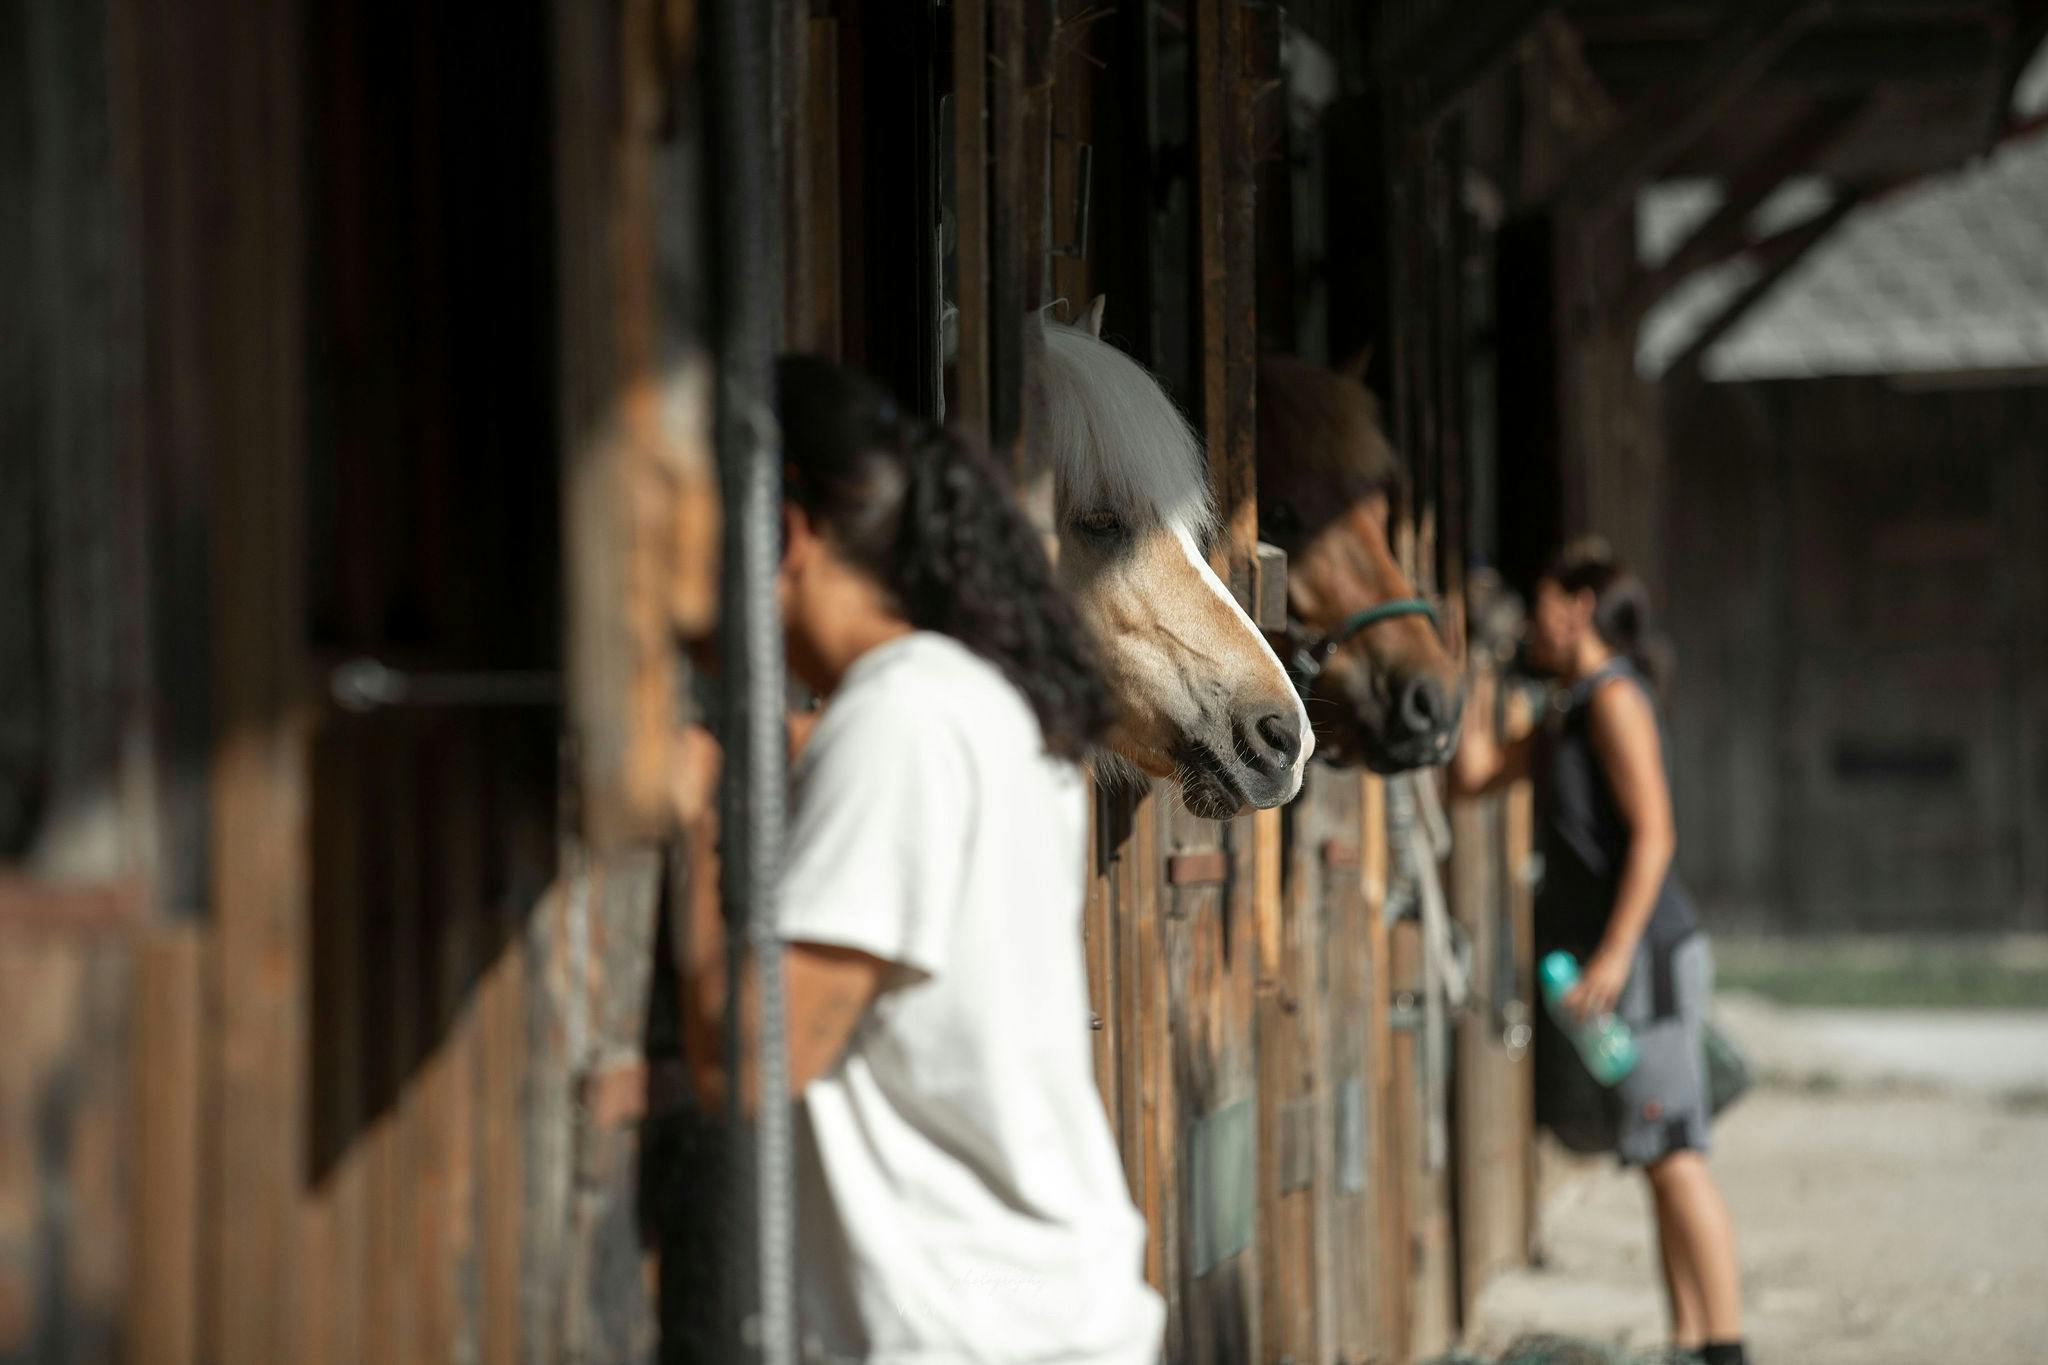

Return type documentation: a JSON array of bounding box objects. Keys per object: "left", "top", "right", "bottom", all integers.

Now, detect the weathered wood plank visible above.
[
  {"left": 0, "top": 931, "right": 132, "bottom": 1363},
  {"left": 1316, "top": 772, "right": 1379, "bottom": 1363},
  {"left": 1086, "top": 796, "right": 1121, "bottom": 1128},
  {"left": 1177, "top": 5, "right": 1268, "bottom": 1360},
  {"left": 198, "top": 0, "right": 314, "bottom": 1358},
  {"left": 522, "top": 869, "right": 576, "bottom": 1365},
  {"left": 365, "top": 734, "right": 422, "bottom": 1365},
  {"left": 1255, "top": 794, "right": 1315, "bottom": 1365},
  {"left": 558, "top": 0, "right": 688, "bottom": 852},
  {"left": 477, "top": 914, "right": 526, "bottom": 1365},
  {"left": 952, "top": 0, "right": 991, "bottom": 435},
  {"left": 1125, "top": 787, "right": 1171, "bottom": 1314},
  {"left": 988, "top": 0, "right": 1028, "bottom": 457},
  {"left": 1362, "top": 774, "right": 1406, "bottom": 1364},
  {"left": 1506, "top": 695, "right": 1540, "bottom": 1260},
  {"left": 427, "top": 727, "right": 486, "bottom": 1363},
  {"left": 1018, "top": 0, "right": 1055, "bottom": 310},
  {"left": 304, "top": 724, "right": 367, "bottom": 1365},
  {"left": 798, "top": 16, "right": 845, "bottom": 360},
  {"left": 1393, "top": 911, "right": 1460, "bottom": 1357},
  {"left": 132, "top": 924, "right": 201, "bottom": 1365},
  {"left": 1450, "top": 780, "right": 1518, "bottom": 1320}
]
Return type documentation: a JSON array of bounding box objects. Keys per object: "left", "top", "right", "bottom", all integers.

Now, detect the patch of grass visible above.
[{"left": 1712, "top": 935, "right": 2048, "bottom": 1010}]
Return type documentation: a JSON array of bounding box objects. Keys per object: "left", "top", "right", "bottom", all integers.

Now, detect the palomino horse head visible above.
[
  {"left": 1255, "top": 353, "right": 1462, "bottom": 772},
  {"left": 1030, "top": 313, "right": 1313, "bottom": 818}
]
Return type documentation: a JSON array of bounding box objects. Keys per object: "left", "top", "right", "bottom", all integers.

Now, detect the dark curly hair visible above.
[{"left": 776, "top": 356, "right": 1113, "bottom": 762}]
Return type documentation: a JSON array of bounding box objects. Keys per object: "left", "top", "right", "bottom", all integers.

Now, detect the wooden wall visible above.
[
  {"left": 1665, "top": 377, "right": 2048, "bottom": 933},
  {"left": 1, "top": 0, "right": 1544, "bottom": 1360},
  {"left": 1032, "top": 6, "right": 1540, "bottom": 1361},
  {"left": 2, "top": 0, "right": 686, "bottom": 1359}
]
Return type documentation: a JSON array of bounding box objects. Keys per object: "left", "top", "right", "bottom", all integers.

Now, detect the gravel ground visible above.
[{"left": 1459, "top": 1000, "right": 2048, "bottom": 1365}]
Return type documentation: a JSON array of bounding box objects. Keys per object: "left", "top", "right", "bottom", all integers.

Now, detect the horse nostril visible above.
[
  {"left": 1398, "top": 677, "right": 1450, "bottom": 736},
  {"left": 1249, "top": 708, "right": 1302, "bottom": 773}
]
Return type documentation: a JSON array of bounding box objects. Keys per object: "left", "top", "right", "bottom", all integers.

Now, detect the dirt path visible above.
[{"left": 1461, "top": 1001, "right": 2048, "bottom": 1365}]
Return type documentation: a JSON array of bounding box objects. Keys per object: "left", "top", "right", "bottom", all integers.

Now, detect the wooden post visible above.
[
  {"left": 133, "top": 926, "right": 202, "bottom": 1365},
  {"left": 548, "top": 0, "right": 710, "bottom": 1355},
  {"left": 1177, "top": 3, "right": 1268, "bottom": 1360},
  {"left": 1362, "top": 774, "right": 1407, "bottom": 1364},
  {"left": 189, "top": 2, "right": 314, "bottom": 1359},
  {"left": 952, "top": 0, "right": 991, "bottom": 436},
  {"left": 1450, "top": 707, "right": 1539, "bottom": 1323}
]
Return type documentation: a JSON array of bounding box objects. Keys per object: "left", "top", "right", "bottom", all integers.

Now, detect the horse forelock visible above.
[
  {"left": 1257, "top": 354, "right": 1401, "bottom": 491},
  {"left": 1039, "top": 324, "right": 1217, "bottom": 538}
]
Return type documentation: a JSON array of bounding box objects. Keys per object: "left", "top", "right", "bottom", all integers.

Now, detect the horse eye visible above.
[{"left": 1073, "top": 509, "right": 1126, "bottom": 540}]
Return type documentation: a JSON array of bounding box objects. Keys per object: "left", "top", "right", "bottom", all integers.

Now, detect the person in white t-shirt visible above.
[{"left": 688, "top": 356, "right": 1165, "bottom": 1365}]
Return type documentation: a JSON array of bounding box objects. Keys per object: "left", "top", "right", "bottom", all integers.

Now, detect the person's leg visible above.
[
  {"left": 1650, "top": 1166, "right": 1706, "bottom": 1349},
  {"left": 1645, "top": 1149, "right": 1742, "bottom": 1341}
]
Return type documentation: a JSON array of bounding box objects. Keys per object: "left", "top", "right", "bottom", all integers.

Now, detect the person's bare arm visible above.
[
  {"left": 1565, "top": 678, "right": 1676, "bottom": 1019},
  {"left": 673, "top": 721, "right": 889, "bottom": 1112},
  {"left": 773, "top": 942, "right": 890, "bottom": 1096},
  {"left": 687, "top": 919, "right": 890, "bottom": 1113},
  {"left": 1448, "top": 671, "right": 1539, "bottom": 798}
]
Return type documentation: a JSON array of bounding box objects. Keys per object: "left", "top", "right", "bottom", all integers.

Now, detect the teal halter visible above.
[
  {"left": 1330, "top": 597, "right": 1438, "bottom": 640},
  {"left": 1286, "top": 597, "right": 1439, "bottom": 696}
]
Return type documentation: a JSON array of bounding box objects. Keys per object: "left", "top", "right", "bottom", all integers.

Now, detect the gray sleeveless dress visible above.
[{"left": 1533, "top": 660, "right": 1714, "bottom": 1166}]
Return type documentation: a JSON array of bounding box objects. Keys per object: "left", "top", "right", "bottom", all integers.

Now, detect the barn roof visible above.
[{"left": 1638, "top": 41, "right": 2048, "bottom": 382}]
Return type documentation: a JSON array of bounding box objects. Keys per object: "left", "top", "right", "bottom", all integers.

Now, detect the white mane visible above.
[{"left": 1038, "top": 324, "right": 1217, "bottom": 537}]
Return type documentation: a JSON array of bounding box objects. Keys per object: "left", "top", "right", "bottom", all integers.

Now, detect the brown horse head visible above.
[
  {"left": 1029, "top": 316, "right": 1313, "bottom": 817},
  {"left": 1256, "top": 354, "right": 1462, "bottom": 772}
]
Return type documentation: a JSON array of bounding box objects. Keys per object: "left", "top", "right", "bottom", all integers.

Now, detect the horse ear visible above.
[
  {"left": 1335, "top": 344, "right": 1374, "bottom": 381},
  {"left": 1081, "top": 294, "right": 1107, "bottom": 338}
]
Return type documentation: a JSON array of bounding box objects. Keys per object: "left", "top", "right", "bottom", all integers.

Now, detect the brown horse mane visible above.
[{"left": 1256, "top": 354, "right": 1402, "bottom": 492}]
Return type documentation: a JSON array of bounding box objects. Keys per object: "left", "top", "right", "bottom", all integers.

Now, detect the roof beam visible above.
[
  {"left": 1571, "top": 0, "right": 2003, "bottom": 44},
  {"left": 1584, "top": 21, "right": 1998, "bottom": 91},
  {"left": 1989, "top": 0, "right": 2048, "bottom": 145},
  {"left": 1665, "top": 188, "right": 1863, "bottom": 376},
  {"left": 1560, "top": 0, "right": 1824, "bottom": 219},
  {"left": 1390, "top": 0, "right": 1559, "bottom": 126},
  {"left": 1624, "top": 95, "right": 1867, "bottom": 318}
]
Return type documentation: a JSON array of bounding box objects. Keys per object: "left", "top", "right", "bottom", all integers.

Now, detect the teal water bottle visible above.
[{"left": 1538, "top": 951, "right": 1638, "bottom": 1086}]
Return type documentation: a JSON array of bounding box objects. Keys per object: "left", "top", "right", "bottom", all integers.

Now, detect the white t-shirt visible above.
[{"left": 780, "top": 631, "right": 1164, "bottom": 1365}]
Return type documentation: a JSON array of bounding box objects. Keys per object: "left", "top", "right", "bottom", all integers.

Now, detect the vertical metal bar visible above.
[{"left": 702, "top": 0, "right": 790, "bottom": 1358}]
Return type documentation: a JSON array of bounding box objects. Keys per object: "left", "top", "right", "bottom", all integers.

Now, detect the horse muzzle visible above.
[
  {"left": 1318, "top": 672, "right": 1464, "bottom": 774},
  {"left": 1173, "top": 703, "right": 1307, "bottom": 817}
]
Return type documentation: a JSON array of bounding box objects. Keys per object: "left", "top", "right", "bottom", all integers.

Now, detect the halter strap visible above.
[
  {"left": 1328, "top": 596, "right": 1438, "bottom": 647},
  {"left": 1285, "top": 596, "right": 1440, "bottom": 696}
]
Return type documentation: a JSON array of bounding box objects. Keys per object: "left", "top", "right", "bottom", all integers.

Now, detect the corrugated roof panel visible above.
[{"left": 1640, "top": 125, "right": 2048, "bottom": 380}]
